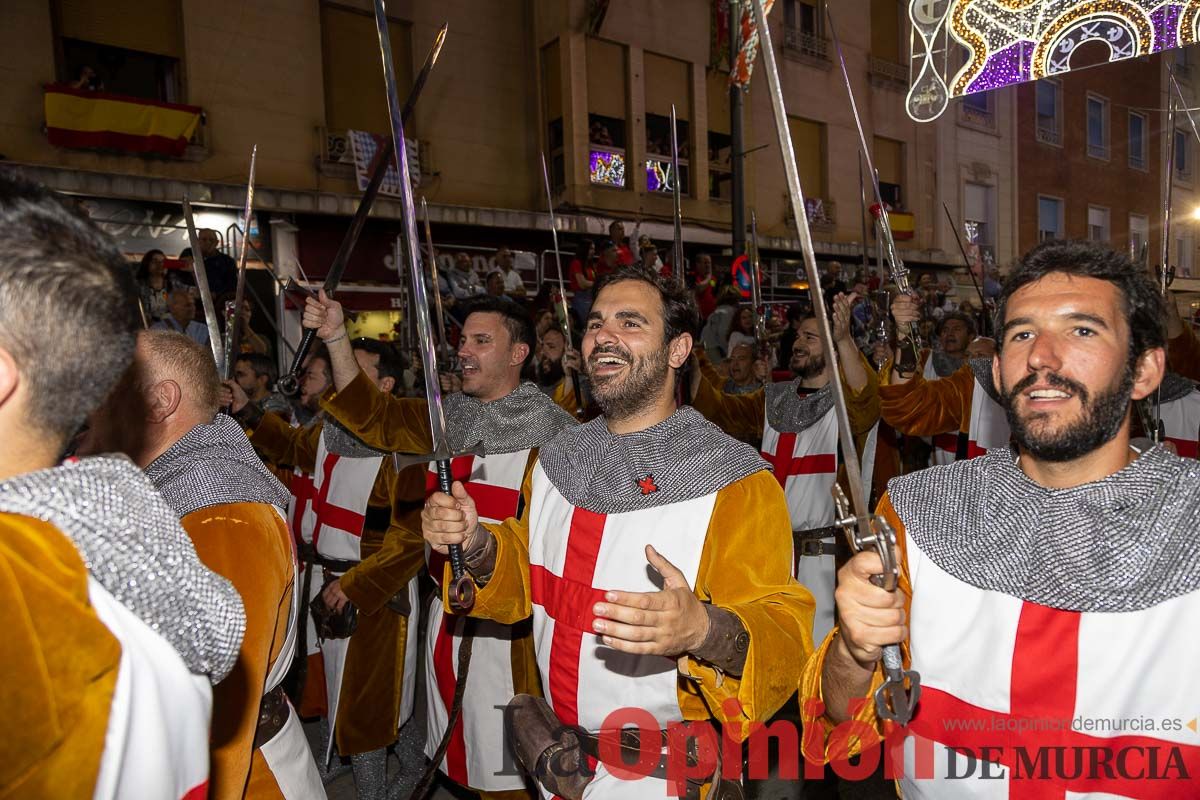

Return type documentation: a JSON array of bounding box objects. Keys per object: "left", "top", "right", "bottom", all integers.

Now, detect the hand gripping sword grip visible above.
[{"left": 437, "top": 457, "right": 476, "bottom": 614}]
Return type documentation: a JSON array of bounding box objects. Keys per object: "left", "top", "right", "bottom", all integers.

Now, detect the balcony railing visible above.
[
  {"left": 783, "top": 26, "right": 830, "bottom": 62},
  {"left": 868, "top": 56, "right": 908, "bottom": 89},
  {"left": 1129, "top": 150, "right": 1147, "bottom": 170},
  {"left": 1036, "top": 125, "right": 1062, "bottom": 146},
  {"left": 1087, "top": 141, "right": 1110, "bottom": 160},
  {"left": 958, "top": 102, "right": 995, "bottom": 130}
]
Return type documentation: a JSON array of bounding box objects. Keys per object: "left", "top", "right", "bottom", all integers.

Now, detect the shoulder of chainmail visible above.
[
  {"left": 888, "top": 445, "right": 1200, "bottom": 612},
  {"left": 443, "top": 381, "right": 576, "bottom": 455},
  {"left": 322, "top": 415, "right": 387, "bottom": 458},
  {"left": 764, "top": 379, "right": 835, "bottom": 433},
  {"left": 537, "top": 405, "right": 769, "bottom": 514},
  {"left": 968, "top": 357, "right": 1000, "bottom": 403},
  {"left": 932, "top": 350, "right": 965, "bottom": 378},
  {"left": 144, "top": 413, "right": 290, "bottom": 517},
  {"left": 1160, "top": 372, "right": 1197, "bottom": 404},
  {"left": 0, "top": 456, "right": 245, "bottom": 682}
]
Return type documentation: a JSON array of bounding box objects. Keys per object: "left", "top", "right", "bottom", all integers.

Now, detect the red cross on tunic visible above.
[
  {"left": 288, "top": 471, "right": 316, "bottom": 548},
  {"left": 425, "top": 452, "right": 521, "bottom": 784},
  {"left": 1166, "top": 435, "right": 1198, "bottom": 459},
  {"left": 906, "top": 601, "right": 1200, "bottom": 798},
  {"left": 933, "top": 432, "right": 988, "bottom": 462},
  {"left": 762, "top": 432, "right": 836, "bottom": 489},
  {"left": 309, "top": 453, "right": 367, "bottom": 552}
]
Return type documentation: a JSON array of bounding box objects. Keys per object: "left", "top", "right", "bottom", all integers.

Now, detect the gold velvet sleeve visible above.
[
  {"left": 678, "top": 470, "right": 816, "bottom": 736},
  {"left": 248, "top": 411, "right": 321, "bottom": 473},
  {"left": 844, "top": 351, "right": 881, "bottom": 439},
  {"left": 878, "top": 355, "right": 974, "bottom": 437},
  {"left": 341, "top": 464, "right": 428, "bottom": 615},
  {"left": 689, "top": 357, "right": 766, "bottom": 443},
  {"left": 321, "top": 370, "right": 433, "bottom": 453},
  {"left": 798, "top": 493, "right": 913, "bottom": 765},
  {"left": 1168, "top": 326, "right": 1200, "bottom": 382},
  {"left": 183, "top": 503, "right": 293, "bottom": 800},
  {"left": 455, "top": 468, "right": 536, "bottom": 624},
  {"left": 0, "top": 514, "right": 120, "bottom": 800}
]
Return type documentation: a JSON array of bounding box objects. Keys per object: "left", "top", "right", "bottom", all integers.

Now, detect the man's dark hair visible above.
[
  {"left": 0, "top": 173, "right": 139, "bottom": 443},
  {"left": 935, "top": 310, "right": 977, "bottom": 338},
  {"left": 997, "top": 240, "right": 1166, "bottom": 365},
  {"left": 462, "top": 296, "right": 536, "bottom": 365},
  {"left": 236, "top": 352, "right": 278, "bottom": 384},
  {"left": 352, "top": 337, "right": 404, "bottom": 393},
  {"left": 592, "top": 265, "right": 700, "bottom": 344}
]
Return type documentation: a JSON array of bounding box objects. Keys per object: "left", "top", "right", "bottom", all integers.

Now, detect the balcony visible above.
[
  {"left": 317, "top": 127, "right": 356, "bottom": 178},
  {"left": 1036, "top": 125, "right": 1062, "bottom": 146},
  {"left": 957, "top": 100, "right": 996, "bottom": 132},
  {"left": 43, "top": 83, "right": 206, "bottom": 159},
  {"left": 783, "top": 26, "right": 831, "bottom": 68},
  {"left": 786, "top": 196, "right": 836, "bottom": 233},
  {"left": 868, "top": 56, "right": 908, "bottom": 90},
  {"left": 1087, "top": 141, "right": 1110, "bottom": 161}
]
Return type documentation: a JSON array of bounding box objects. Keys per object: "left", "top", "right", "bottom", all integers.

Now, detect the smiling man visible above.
[
  {"left": 801, "top": 241, "right": 1200, "bottom": 798},
  {"left": 423, "top": 266, "right": 813, "bottom": 799}
]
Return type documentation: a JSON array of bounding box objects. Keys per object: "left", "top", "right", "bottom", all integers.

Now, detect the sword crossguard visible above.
[
  {"left": 276, "top": 371, "right": 300, "bottom": 397},
  {"left": 832, "top": 485, "right": 899, "bottom": 592},
  {"left": 449, "top": 573, "right": 476, "bottom": 615}
]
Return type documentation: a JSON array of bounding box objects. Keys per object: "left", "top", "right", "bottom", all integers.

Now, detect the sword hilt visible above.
[
  {"left": 437, "top": 458, "right": 476, "bottom": 614},
  {"left": 278, "top": 329, "right": 319, "bottom": 396}
]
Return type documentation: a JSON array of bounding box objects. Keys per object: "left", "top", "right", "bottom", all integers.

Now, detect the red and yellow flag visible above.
[{"left": 43, "top": 84, "right": 202, "bottom": 157}]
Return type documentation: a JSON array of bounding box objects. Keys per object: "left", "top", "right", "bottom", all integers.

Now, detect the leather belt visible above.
[
  {"left": 253, "top": 685, "right": 290, "bottom": 749},
  {"left": 577, "top": 729, "right": 740, "bottom": 800},
  {"left": 793, "top": 525, "right": 839, "bottom": 558},
  {"left": 298, "top": 542, "right": 359, "bottom": 574}
]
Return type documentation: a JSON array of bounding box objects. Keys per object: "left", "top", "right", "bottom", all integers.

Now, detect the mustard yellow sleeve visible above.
[
  {"left": 678, "top": 470, "right": 816, "bottom": 736},
  {"left": 341, "top": 466, "right": 428, "bottom": 615},
  {"left": 551, "top": 379, "right": 583, "bottom": 420},
  {"left": 444, "top": 468, "right": 535, "bottom": 625},
  {"left": 1168, "top": 326, "right": 1200, "bottom": 382},
  {"left": 183, "top": 503, "right": 293, "bottom": 800},
  {"left": 844, "top": 351, "right": 881, "bottom": 438},
  {"left": 799, "top": 493, "right": 912, "bottom": 764},
  {"left": 247, "top": 412, "right": 322, "bottom": 473},
  {"left": 321, "top": 370, "right": 434, "bottom": 453},
  {"left": 878, "top": 355, "right": 973, "bottom": 437},
  {"left": 690, "top": 359, "right": 765, "bottom": 443}
]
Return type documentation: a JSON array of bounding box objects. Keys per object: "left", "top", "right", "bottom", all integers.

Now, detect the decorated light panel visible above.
[{"left": 908, "top": 0, "right": 1200, "bottom": 121}]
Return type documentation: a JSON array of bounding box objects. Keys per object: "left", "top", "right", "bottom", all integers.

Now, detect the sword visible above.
[
  {"left": 539, "top": 152, "right": 587, "bottom": 415},
  {"left": 420, "top": 197, "right": 455, "bottom": 370},
  {"left": 751, "top": 0, "right": 920, "bottom": 726},
  {"left": 857, "top": 155, "right": 872, "bottom": 276},
  {"left": 670, "top": 103, "right": 684, "bottom": 279},
  {"left": 223, "top": 145, "right": 257, "bottom": 380},
  {"left": 182, "top": 197, "right": 226, "bottom": 373},
  {"left": 278, "top": 22, "right": 448, "bottom": 396},
  {"left": 826, "top": 4, "right": 921, "bottom": 372},
  {"left": 373, "top": 1, "right": 473, "bottom": 614},
  {"left": 749, "top": 209, "right": 769, "bottom": 355},
  {"left": 942, "top": 202, "right": 991, "bottom": 337}
]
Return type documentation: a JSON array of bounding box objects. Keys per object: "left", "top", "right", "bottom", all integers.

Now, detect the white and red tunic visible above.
[
  {"left": 900, "top": 537, "right": 1200, "bottom": 799},
  {"left": 525, "top": 462, "right": 717, "bottom": 799},
  {"left": 1161, "top": 387, "right": 1200, "bottom": 459},
  {"left": 760, "top": 404, "right": 877, "bottom": 645},
  {"left": 925, "top": 359, "right": 1009, "bottom": 465},
  {"left": 424, "top": 449, "right": 531, "bottom": 792}
]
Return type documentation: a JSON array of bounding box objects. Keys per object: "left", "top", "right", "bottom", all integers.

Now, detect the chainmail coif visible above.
[
  {"left": 764, "top": 379, "right": 834, "bottom": 433},
  {"left": 145, "top": 412, "right": 290, "bottom": 517},
  {"left": 889, "top": 445, "right": 1200, "bottom": 613},
  {"left": 538, "top": 405, "right": 769, "bottom": 514},
  {"left": 443, "top": 381, "right": 576, "bottom": 455},
  {"left": 0, "top": 456, "right": 245, "bottom": 682}
]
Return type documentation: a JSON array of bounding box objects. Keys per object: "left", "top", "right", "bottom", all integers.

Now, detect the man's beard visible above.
[
  {"left": 538, "top": 358, "right": 565, "bottom": 387},
  {"left": 587, "top": 342, "right": 671, "bottom": 420},
  {"left": 790, "top": 351, "right": 826, "bottom": 380},
  {"left": 1001, "top": 366, "right": 1134, "bottom": 462}
]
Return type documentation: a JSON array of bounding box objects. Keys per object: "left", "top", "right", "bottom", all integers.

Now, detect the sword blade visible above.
[
  {"left": 750, "top": 0, "right": 871, "bottom": 530},
  {"left": 540, "top": 152, "right": 586, "bottom": 413},
  {"left": 749, "top": 209, "right": 767, "bottom": 348},
  {"left": 420, "top": 197, "right": 450, "bottom": 359},
  {"left": 224, "top": 144, "right": 257, "bottom": 380},
  {"left": 182, "top": 197, "right": 226, "bottom": 374},
  {"left": 671, "top": 104, "right": 684, "bottom": 276}
]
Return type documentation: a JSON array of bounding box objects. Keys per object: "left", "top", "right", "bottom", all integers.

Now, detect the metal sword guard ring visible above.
[{"left": 449, "top": 573, "right": 476, "bottom": 614}]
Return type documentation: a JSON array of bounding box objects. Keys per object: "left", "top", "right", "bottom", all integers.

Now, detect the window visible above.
[
  {"left": 784, "top": 0, "right": 819, "bottom": 35},
  {"left": 1175, "top": 129, "right": 1192, "bottom": 182},
  {"left": 1036, "top": 80, "right": 1062, "bottom": 145},
  {"left": 788, "top": 117, "right": 826, "bottom": 201},
  {"left": 1038, "top": 196, "right": 1064, "bottom": 241},
  {"left": 644, "top": 52, "right": 690, "bottom": 195},
  {"left": 321, "top": 3, "right": 412, "bottom": 135},
  {"left": 1086, "top": 95, "right": 1109, "bottom": 159},
  {"left": 964, "top": 183, "right": 995, "bottom": 260},
  {"left": 55, "top": 0, "right": 184, "bottom": 102},
  {"left": 1128, "top": 112, "right": 1148, "bottom": 170},
  {"left": 1087, "top": 205, "right": 1111, "bottom": 243},
  {"left": 707, "top": 69, "right": 732, "bottom": 200},
  {"left": 586, "top": 38, "right": 628, "bottom": 188},
  {"left": 1177, "top": 234, "right": 1195, "bottom": 277},
  {"left": 870, "top": 0, "right": 902, "bottom": 63},
  {"left": 874, "top": 136, "right": 904, "bottom": 209},
  {"left": 1129, "top": 214, "right": 1149, "bottom": 262}
]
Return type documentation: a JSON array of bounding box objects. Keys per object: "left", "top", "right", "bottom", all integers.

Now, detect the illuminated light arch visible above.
[
  {"left": 1178, "top": 0, "right": 1200, "bottom": 45},
  {"left": 1031, "top": 5, "right": 1154, "bottom": 80}
]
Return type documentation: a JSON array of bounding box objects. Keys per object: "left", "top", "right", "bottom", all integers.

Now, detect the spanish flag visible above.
[
  {"left": 43, "top": 84, "right": 202, "bottom": 158},
  {"left": 889, "top": 211, "right": 916, "bottom": 241}
]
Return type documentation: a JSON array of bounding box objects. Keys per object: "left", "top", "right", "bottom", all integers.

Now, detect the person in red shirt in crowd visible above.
[
  {"left": 609, "top": 219, "right": 635, "bottom": 266},
  {"left": 694, "top": 252, "right": 717, "bottom": 319},
  {"left": 596, "top": 238, "right": 620, "bottom": 280},
  {"left": 568, "top": 239, "right": 597, "bottom": 325}
]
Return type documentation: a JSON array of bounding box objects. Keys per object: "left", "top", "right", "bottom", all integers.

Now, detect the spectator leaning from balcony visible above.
[
  {"left": 447, "top": 251, "right": 481, "bottom": 300},
  {"left": 568, "top": 239, "right": 596, "bottom": 325},
  {"left": 608, "top": 219, "right": 635, "bottom": 266},
  {"left": 136, "top": 249, "right": 178, "bottom": 323},
  {"left": 152, "top": 288, "right": 210, "bottom": 349},
  {"left": 196, "top": 229, "right": 238, "bottom": 297},
  {"left": 495, "top": 246, "right": 526, "bottom": 299}
]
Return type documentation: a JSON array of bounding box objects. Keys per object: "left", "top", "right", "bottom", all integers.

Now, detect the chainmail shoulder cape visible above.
[
  {"left": 0, "top": 456, "right": 244, "bottom": 682},
  {"left": 538, "top": 406, "right": 769, "bottom": 514},
  {"left": 323, "top": 416, "right": 387, "bottom": 459},
  {"left": 931, "top": 350, "right": 965, "bottom": 378},
  {"left": 967, "top": 357, "right": 1001, "bottom": 403},
  {"left": 888, "top": 445, "right": 1200, "bottom": 612},
  {"left": 1160, "top": 371, "right": 1196, "bottom": 404},
  {"left": 764, "top": 379, "right": 835, "bottom": 433},
  {"left": 145, "top": 413, "right": 290, "bottom": 518},
  {"left": 443, "top": 381, "right": 576, "bottom": 455}
]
